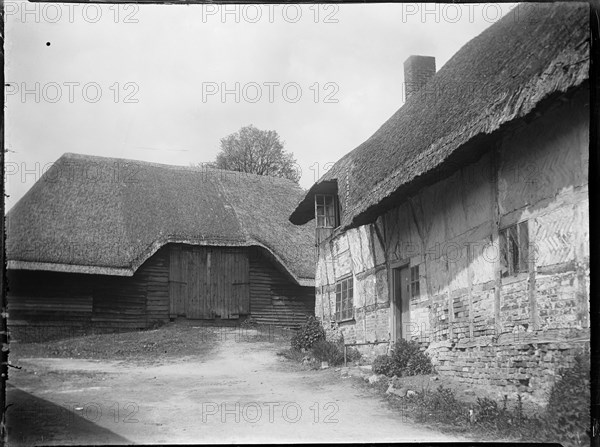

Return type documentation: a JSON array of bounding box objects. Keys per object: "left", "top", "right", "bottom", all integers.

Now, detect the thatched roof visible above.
[
  {"left": 7, "top": 153, "right": 314, "bottom": 286},
  {"left": 290, "top": 3, "right": 589, "bottom": 228}
]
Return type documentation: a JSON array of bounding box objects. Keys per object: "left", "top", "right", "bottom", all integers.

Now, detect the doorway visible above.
[{"left": 392, "top": 265, "right": 411, "bottom": 341}]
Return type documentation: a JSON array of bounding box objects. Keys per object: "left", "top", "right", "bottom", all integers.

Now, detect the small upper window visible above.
[
  {"left": 500, "top": 221, "right": 529, "bottom": 277},
  {"left": 315, "top": 194, "right": 339, "bottom": 228}
]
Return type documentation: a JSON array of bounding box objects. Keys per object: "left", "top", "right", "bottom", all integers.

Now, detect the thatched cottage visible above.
[
  {"left": 7, "top": 153, "right": 315, "bottom": 335},
  {"left": 290, "top": 3, "right": 589, "bottom": 401}
]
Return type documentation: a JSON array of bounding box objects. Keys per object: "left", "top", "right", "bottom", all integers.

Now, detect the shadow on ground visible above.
[{"left": 6, "top": 384, "right": 132, "bottom": 445}]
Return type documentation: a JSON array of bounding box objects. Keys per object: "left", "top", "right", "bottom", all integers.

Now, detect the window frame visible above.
[
  {"left": 334, "top": 275, "right": 354, "bottom": 322},
  {"left": 315, "top": 194, "right": 340, "bottom": 229},
  {"left": 500, "top": 221, "right": 529, "bottom": 277},
  {"left": 410, "top": 265, "right": 420, "bottom": 298}
]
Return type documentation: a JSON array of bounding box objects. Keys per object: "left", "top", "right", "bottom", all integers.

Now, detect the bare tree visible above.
[{"left": 212, "top": 125, "right": 300, "bottom": 183}]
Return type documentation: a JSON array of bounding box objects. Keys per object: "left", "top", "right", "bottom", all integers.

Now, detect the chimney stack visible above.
[{"left": 404, "top": 55, "right": 436, "bottom": 101}]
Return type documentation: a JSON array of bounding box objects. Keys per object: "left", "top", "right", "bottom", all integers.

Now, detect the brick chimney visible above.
[{"left": 404, "top": 55, "right": 436, "bottom": 101}]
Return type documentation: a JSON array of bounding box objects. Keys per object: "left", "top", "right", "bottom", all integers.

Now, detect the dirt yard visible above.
[{"left": 6, "top": 323, "right": 468, "bottom": 444}]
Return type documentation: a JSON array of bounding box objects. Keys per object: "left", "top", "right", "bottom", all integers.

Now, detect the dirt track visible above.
[{"left": 7, "top": 327, "right": 466, "bottom": 444}]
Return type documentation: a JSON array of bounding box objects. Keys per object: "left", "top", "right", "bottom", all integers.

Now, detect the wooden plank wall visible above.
[
  {"left": 248, "top": 248, "right": 315, "bottom": 327},
  {"left": 7, "top": 270, "right": 94, "bottom": 327},
  {"left": 7, "top": 246, "right": 171, "bottom": 332},
  {"left": 7, "top": 244, "right": 313, "bottom": 332},
  {"left": 136, "top": 246, "right": 170, "bottom": 325}
]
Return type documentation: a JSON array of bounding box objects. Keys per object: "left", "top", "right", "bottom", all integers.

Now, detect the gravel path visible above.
[{"left": 7, "top": 327, "right": 467, "bottom": 444}]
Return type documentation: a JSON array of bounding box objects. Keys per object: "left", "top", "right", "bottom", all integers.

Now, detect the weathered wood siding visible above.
[
  {"left": 8, "top": 243, "right": 311, "bottom": 336},
  {"left": 249, "top": 248, "right": 314, "bottom": 327},
  {"left": 7, "top": 246, "right": 171, "bottom": 334}
]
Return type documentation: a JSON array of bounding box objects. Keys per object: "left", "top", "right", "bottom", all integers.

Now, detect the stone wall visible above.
[{"left": 313, "top": 89, "right": 589, "bottom": 404}]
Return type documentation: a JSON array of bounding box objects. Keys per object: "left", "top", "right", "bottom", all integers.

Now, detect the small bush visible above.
[
  {"left": 345, "top": 346, "right": 362, "bottom": 363},
  {"left": 311, "top": 339, "right": 345, "bottom": 366},
  {"left": 371, "top": 340, "right": 433, "bottom": 377},
  {"left": 373, "top": 355, "right": 395, "bottom": 376},
  {"left": 291, "top": 316, "right": 325, "bottom": 351},
  {"left": 391, "top": 339, "right": 433, "bottom": 376}
]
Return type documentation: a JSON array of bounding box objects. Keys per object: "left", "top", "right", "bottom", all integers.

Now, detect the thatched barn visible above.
[
  {"left": 290, "top": 3, "right": 589, "bottom": 403},
  {"left": 7, "top": 153, "right": 315, "bottom": 336}
]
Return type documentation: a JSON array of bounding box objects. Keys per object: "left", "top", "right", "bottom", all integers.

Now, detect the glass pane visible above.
[
  {"left": 325, "top": 195, "right": 333, "bottom": 206},
  {"left": 336, "top": 283, "right": 341, "bottom": 294},
  {"left": 519, "top": 221, "right": 529, "bottom": 273},
  {"left": 499, "top": 230, "right": 509, "bottom": 277},
  {"left": 509, "top": 225, "right": 519, "bottom": 275},
  {"left": 413, "top": 281, "right": 420, "bottom": 297},
  {"left": 316, "top": 195, "right": 324, "bottom": 206}
]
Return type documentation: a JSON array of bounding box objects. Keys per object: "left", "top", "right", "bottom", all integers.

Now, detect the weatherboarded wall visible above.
[
  {"left": 8, "top": 244, "right": 314, "bottom": 340},
  {"left": 249, "top": 248, "right": 315, "bottom": 327},
  {"left": 7, "top": 246, "right": 170, "bottom": 341},
  {"left": 316, "top": 92, "right": 589, "bottom": 402}
]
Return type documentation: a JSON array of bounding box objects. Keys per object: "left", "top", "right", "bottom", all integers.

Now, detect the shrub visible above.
[
  {"left": 291, "top": 316, "right": 325, "bottom": 351},
  {"left": 345, "top": 346, "right": 362, "bottom": 363},
  {"left": 391, "top": 338, "right": 433, "bottom": 376},
  {"left": 406, "top": 351, "right": 434, "bottom": 375},
  {"left": 311, "top": 339, "right": 345, "bottom": 366},
  {"left": 373, "top": 355, "right": 395, "bottom": 376}
]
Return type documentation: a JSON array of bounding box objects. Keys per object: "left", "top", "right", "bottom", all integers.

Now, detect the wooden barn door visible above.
[
  {"left": 208, "top": 249, "right": 249, "bottom": 319},
  {"left": 169, "top": 246, "right": 188, "bottom": 318},
  {"left": 169, "top": 245, "right": 249, "bottom": 320},
  {"left": 186, "top": 247, "right": 208, "bottom": 319}
]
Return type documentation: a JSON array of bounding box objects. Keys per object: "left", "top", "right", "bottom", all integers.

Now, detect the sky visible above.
[{"left": 5, "top": 2, "right": 517, "bottom": 211}]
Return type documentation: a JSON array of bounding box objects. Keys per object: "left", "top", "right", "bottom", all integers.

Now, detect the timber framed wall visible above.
[{"left": 314, "top": 88, "right": 589, "bottom": 403}]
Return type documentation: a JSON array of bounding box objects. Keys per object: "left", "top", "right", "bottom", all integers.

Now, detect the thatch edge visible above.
[
  {"left": 7, "top": 261, "right": 133, "bottom": 276},
  {"left": 9, "top": 237, "right": 315, "bottom": 287}
]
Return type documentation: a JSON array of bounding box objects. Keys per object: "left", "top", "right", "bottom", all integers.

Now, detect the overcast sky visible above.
[{"left": 5, "top": 2, "right": 517, "bottom": 211}]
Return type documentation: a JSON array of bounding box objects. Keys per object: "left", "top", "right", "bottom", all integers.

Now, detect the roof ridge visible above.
[{"left": 60, "top": 152, "right": 299, "bottom": 185}]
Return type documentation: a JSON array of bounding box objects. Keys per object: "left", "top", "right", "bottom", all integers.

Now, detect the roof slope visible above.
[
  {"left": 290, "top": 3, "right": 589, "bottom": 228},
  {"left": 7, "top": 153, "right": 314, "bottom": 285}
]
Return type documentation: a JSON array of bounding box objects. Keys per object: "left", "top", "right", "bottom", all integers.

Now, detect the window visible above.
[
  {"left": 500, "top": 221, "right": 529, "bottom": 277},
  {"left": 410, "top": 265, "right": 420, "bottom": 298},
  {"left": 335, "top": 276, "right": 353, "bottom": 321},
  {"left": 315, "top": 194, "right": 339, "bottom": 228}
]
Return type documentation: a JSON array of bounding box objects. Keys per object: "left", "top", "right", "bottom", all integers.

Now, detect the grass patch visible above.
[
  {"left": 378, "top": 350, "right": 591, "bottom": 446},
  {"left": 10, "top": 323, "right": 219, "bottom": 363}
]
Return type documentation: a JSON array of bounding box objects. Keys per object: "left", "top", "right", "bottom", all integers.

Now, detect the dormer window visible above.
[
  {"left": 314, "top": 193, "right": 340, "bottom": 245},
  {"left": 315, "top": 194, "right": 339, "bottom": 228}
]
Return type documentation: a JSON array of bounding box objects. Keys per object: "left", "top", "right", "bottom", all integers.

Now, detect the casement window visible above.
[
  {"left": 410, "top": 265, "right": 420, "bottom": 298},
  {"left": 500, "top": 221, "right": 529, "bottom": 277},
  {"left": 335, "top": 276, "right": 353, "bottom": 321},
  {"left": 315, "top": 194, "right": 340, "bottom": 228}
]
